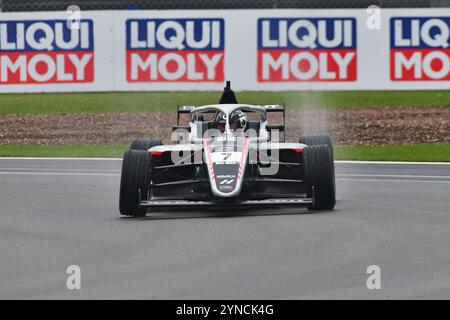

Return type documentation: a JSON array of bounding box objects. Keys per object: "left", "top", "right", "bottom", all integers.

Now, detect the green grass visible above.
[
  {"left": 0, "top": 144, "right": 448, "bottom": 162},
  {"left": 0, "top": 90, "right": 449, "bottom": 115},
  {"left": 335, "top": 144, "right": 450, "bottom": 162},
  {"left": 0, "top": 144, "right": 128, "bottom": 158}
]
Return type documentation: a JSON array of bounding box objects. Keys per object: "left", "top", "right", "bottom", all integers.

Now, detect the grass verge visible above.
[
  {"left": 0, "top": 144, "right": 448, "bottom": 162},
  {"left": 0, "top": 144, "right": 128, "bottom": 158},
  {"left": 0, "top": 90, "right": 449, "bottom": 115},
  {"left": 335, "top": 144, "right": 450, "bottom": 162}
]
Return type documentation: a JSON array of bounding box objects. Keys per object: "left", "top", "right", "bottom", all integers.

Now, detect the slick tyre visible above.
[
  {"left": 303, "top": 145, "right": 336, "bottom": 211},
  {"left": 130, "top": 138, "right": 162, "bottom": 151},
  {"left": 299, "top": 134, "right": 334, "bottom": 160},
  {"left": 119, "top": 150, "right": 151, "bottom": 217}
]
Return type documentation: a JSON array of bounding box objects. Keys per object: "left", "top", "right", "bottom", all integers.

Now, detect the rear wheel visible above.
[
  {"left": 119, "top": 150, "right": 150, "bottom": 217},
  {"left": 299, "top": 134, "right": 334, "bottom": 160},
  {"left": 303, "top": 145, "right": 336, "bottom": 211},
  {"left": 130, "top": 138, "right": 162, "bottom": 151}
]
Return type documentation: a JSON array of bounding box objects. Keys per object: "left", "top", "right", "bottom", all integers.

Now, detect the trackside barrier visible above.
[{"left": 0, "top": 9, "right": 449, "bottom": 92}]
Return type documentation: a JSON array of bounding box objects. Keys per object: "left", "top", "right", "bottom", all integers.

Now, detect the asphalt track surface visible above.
[{"left": 0, "top": 158, "right": 449, "bottom": 299}]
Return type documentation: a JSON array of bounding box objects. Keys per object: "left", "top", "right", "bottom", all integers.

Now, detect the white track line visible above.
[
  {"left": 0, "top": 157, "right": 448, "bottom": 165},
  {"left": 0, "top": 172, "right": 119, "bottom": 177},
  {"left": 0, "top": 172, "right": 449, "bottom": 184},
  {"left": 0, "top": 157, "right": 122, "bottom": 161},
  {"left": 336, "top": 160, "right": 450, "bottom": 165},
  {"left": 0, "top": 167, "right": 120, "bottom": 172},
  {"left": 337, "top": 178, "right": 450, "bottom": 184},
  {"left": 337, "top": 174, "right": 450, "bottom": 179}
]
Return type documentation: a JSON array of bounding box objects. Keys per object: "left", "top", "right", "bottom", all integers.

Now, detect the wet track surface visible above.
[{"left": 0, "top": 159, "right": 449, "bottom": 299}]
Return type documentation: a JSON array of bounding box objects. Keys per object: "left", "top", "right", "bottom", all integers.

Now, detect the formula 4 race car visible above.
[{"left": 119, "top": 82, "right": 335, "bottom": 216}]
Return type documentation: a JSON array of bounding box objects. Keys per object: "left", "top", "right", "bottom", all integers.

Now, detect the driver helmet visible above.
[
  {"left": 215, "top": 110, "right": 248, "bottom": 133},
  {"left": 214, "top": 111, "right": 227, "bottom": 133}
]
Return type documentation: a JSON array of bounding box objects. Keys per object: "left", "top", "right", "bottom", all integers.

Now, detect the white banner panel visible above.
[
  {"left": 0, "top": 9, "right": 449, "bottom": 92},
  {"left": 0, "top": 11, "right": 114, "bottom": 92}
]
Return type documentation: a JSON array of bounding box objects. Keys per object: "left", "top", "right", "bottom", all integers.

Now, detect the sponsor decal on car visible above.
[
  {"left": 390, "top": 17, "right": 450, "bottom": 81},
  {"left": 0, "top": 19, "right": 94, "bottom": 84},
  {"left": 257, "top": 17, "right": 357, "bottom": 82},
  {"left": 126, "top": 18, "right": 225, "bottom": 82}
]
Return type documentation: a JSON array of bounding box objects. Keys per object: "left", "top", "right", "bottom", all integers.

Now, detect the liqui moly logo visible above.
[
  {"left": 257, "top": 18, "right": 357, "bottom": 82},
  {"left": 0, "top": 20, "right": 94, "bottom": 84},
  {"left": 391, "top": 17, "right": 450, "bottom": 81},
  {"left": 126, "top": 18, "right": 224, "bottom": 82}
]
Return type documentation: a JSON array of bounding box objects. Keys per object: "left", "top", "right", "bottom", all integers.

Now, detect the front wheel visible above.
[
  {"left": 299, "top": 134, "right": 334, "bottom": 160},
  {"left": 130, "top": 138, "right": 162, "bottom": 151},
  {"left": 119, "top": 150, "right": 150, "bottom": 217},
  {"left": 303, "top": 145, "right": 336, "bottom": 211}
]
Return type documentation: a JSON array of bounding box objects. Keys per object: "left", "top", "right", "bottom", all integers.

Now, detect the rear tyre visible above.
[
  {"left": 299, "top": 134, "right": 334, "bottom": 160},
  {"left": 130, "top": 138, "right": 162, "bottom": 151},
  {"left": 303, "top": 145, "right": 336, "bottom": 211},
  {"left": 119, "top": 150, "right": 150, "bottom": 217}
]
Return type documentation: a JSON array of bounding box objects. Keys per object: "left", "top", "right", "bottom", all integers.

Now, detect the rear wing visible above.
[
  {"left": 261, "top": 104, "right": 285, "bottom": 113},
  {"left": 177, "top": 105, "right": 196, "bottom": 113},
  {"left": 259, "top": 104, "right": 285, "bottom": 142}
]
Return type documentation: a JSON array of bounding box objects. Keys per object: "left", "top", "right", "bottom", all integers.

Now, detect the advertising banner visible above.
[{"left": 0, "top": 9, "right": 448, "bottom": 92}]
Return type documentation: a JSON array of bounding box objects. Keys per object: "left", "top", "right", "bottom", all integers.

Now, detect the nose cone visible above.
[{"left": 204, "top": 136, "right": 249, "bottom": 197}]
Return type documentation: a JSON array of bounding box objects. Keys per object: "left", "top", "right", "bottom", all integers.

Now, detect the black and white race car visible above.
[{"left": 119, "top": 82, "right": 335, "bottom": 217}]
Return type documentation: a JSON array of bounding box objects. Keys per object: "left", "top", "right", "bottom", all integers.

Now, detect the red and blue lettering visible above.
[
  {"left": 126, "top": 18, "right": 225, "bottom": 82},
  {"left": 257, "top": 17, "right": 357, "bottom": 82},
  {"left": 0, "top": 20, "right": 94, "bottom": 84},
  {"left": 390, "top": 17, "right": 450, "bottom": 81}
]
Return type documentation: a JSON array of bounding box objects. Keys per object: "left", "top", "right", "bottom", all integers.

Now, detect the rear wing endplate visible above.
[
  {"left": 177, "top": 105, "right": 197, "bottom": 125},
  {"left": 260, "top": 104, "right": 286, "bottom": 142}
]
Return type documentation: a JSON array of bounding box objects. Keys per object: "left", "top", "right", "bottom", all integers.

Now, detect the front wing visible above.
[{"left": 140, "top": 197, "right": 313, "bottom": 209}]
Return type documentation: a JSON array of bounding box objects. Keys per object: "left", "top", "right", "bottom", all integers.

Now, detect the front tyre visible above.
[
  {"left": 130, "top": 138, "right": 162, "bottom": 151},
  {"left": 303, "top": 145, "right": 336, "bottom": 211},
  {"left": 119, "top": 150, "right": 150, "bottom": 217},
  {"left": 299, "top": 134, "right": 334, "bottom": 160}
]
